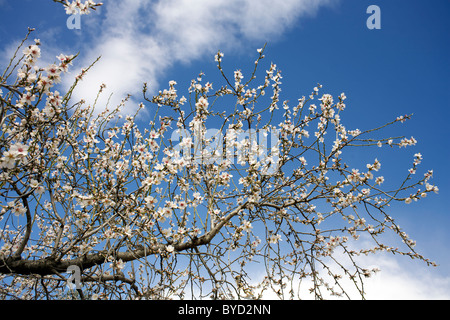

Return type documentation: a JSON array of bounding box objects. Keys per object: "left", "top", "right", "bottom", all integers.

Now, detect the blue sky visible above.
[{"left": 1, "top": 0, "right": 449, "bottom": 299}]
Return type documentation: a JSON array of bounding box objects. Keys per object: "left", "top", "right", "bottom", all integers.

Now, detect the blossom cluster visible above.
[
  {"left": 0, "top": 31, "right": 438, "bottom": 300},
  {"left": 57, "top": 0, "right": 103, "bottom": 15}
]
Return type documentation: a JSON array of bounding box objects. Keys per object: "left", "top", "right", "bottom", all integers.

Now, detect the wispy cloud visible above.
[
  {"left": 247, "top": 234, "right": 450, "bottom": 300},
  {"left": 361, "top": 255, "right": 450, "bottom": 300},
  {"left": 62, "top": 0, "right": 336, "bottom": 114},
  {"left": 250, "top": 251, "right": 450, "bottom": 300}
]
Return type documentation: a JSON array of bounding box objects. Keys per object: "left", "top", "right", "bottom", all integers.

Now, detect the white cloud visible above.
[
  {"left": 247, "top": 234, "right": 450, "bottom": 300},
  {"left": 327, "top": 238, "right": 450, "bottom": 300},
  {"left": 0, "top": 40, "right": 23, "bottom": 71},
  {"left": 357, "top": 254, "right": 450, "bottom": 300},
  {"left": 63, "top": 0, "right": 336, "bottom": 115},
  {"left": 249, "top": 251, "right": 450, "bottom": 300}
]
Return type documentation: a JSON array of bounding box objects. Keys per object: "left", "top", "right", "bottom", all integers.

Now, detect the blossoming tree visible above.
[{"left": 0, "top": 1, "right": 439, "bottom": 300}]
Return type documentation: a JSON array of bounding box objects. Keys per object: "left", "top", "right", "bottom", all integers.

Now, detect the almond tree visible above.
[{"left": 0, "top": 2, "right": 438, "bottom": 300}]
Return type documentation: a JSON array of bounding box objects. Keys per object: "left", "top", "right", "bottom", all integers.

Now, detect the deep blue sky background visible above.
[
  {"left": 274, "top": 0, "right": 450, "bottom": 276},
  {"left": 1, "top": 0, "right": 449, "bottom": 298}
]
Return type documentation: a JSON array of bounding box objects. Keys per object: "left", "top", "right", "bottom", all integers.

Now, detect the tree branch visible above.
[
  {"left": 11, "top": 186, "right": 33, "bottom": 260},
  {"left": 0, "top": 202, "right": 248, "bottom": 277}
]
